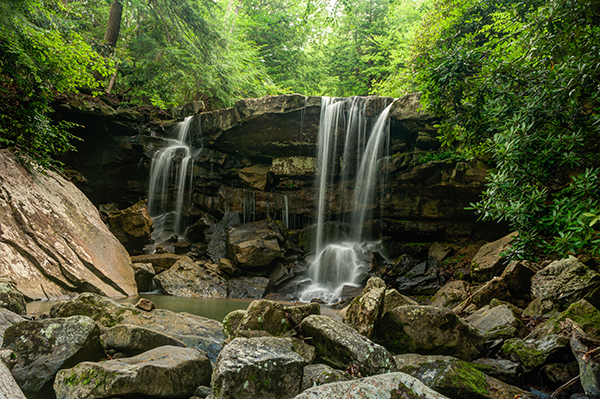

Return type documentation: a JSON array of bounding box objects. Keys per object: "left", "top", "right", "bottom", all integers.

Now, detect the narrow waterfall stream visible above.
[{"left": 299, "top": 97, "right": 395, "bottom": 304}]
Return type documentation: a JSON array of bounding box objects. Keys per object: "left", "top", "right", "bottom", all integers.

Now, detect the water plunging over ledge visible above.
[{"left": 299, "top": 97, "right": 395, "bottom": 304}]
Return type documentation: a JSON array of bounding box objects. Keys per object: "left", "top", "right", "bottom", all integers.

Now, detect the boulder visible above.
[
  {"left": 343, "top": 277, "right": 386, "bottom": 339},
  {"left": 466, "top": 301, "right": 528, "bottom": 339},
  {"left": 499, "top": 335, "right": 571, "bottom": 372},
  {"left": 154, "top": 257, "right": 228, "bottom": 298},
  {"left": 239, "top": 164, "right": 272, "bottom": 190},
  {"left": 0, "top": 150, "right": 137, "bottom": 300},
  {"left": 207, "top": 211, "right": 241, "bottom": 263},
  {"left": 526, "top": 299, "right": 600, "bottom": 341},
  {"left": 0, "top": 308, "right": 24, "bottom": 347},
  {"left": 237, "top": 300, "right": 320, "bottom": 337},
  {"left": 102, "top": 324, "right": 186, "bottom": 356},
  {"left": 228, "top": 276, "right": 270, "bottom": 299},
  {"left": 470, "top": 232, "right": 517, "bottom": 282},
  {"left": 185, "top": 213, "right": 218, "bottom": 243},
  {"left": 301, "top": 363, "right": 357, "bottom": 391},
  {"left": 130, "top": 253, "right": 187, "bottom": 273},
  {"left": 0, "top": 275, "right": 27, "bottom": 315},
  {"left": 49, "top": 293, "right": 224, "bottom": 362},
  {"left": 430, "top": 280, "right": 469, "bottom": 308},
  {"left": 212, "top": 337, "right": 308, "bottom": 399},
  {"left": 270, "top": 156, "right": 316, "bottom": 177},
  {"left": 454, "top": 277, "right": 511, "bottom": 314},
  {"left": 472, "top": 358, "right": 523, "bottom": 386},
  {"left": 377, "top": 305, "right": 484, "bottom": 361},
  {"left": 395, "top": 260, "right": 441, "bottom": 295},
  {"left": 500, "top": 260, "right": 538, "bottom": 301},
  {"left": 54, "top": 346, "right": 211, "bottom": 399},
  {"left": 218, "top": 258, "right": 240, "bottom": 277},
  {"left": 394, "top": 353, "right": 535, "bottom": 399},
  {"left": 0, "top": 354, "right": 27, "bottom": 399},
  {"left": 428, "top": 242, "right": 453, "bottom": 263},
  {"left": 301, "top": 314, "right": 396, "bottom": 376},
  {"left": 293, "top": 372, "right": 450, "bottom": 399},
  {"left": 1, "top": 315, "right": 105, "bottom": 398},
  {"left": 530, "top": 256, "right": 600, "bottom": 311},
  {"left": 135, "top": 297, "right": 155, "bottom": 311},
  {"left": 227, "top": 221, "right": 283, "bottom": 268},
  {"left": 222, "top": 309, "right": 247, "bottom": 340},
  {"left": 132, "top": 262, "right": 155, "bottom": 293},
  {"left": 106, "top": 199, "right": 153, "bottom": 255},
  {"left": 381, "top": 288, "right": 418, "bottom": 314}
]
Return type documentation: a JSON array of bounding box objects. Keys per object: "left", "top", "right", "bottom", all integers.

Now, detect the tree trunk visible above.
[{"left": 104, "top": 0, "right": 123, "bottom": 52}]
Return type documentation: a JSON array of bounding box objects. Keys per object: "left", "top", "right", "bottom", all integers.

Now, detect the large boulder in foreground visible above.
[
  {"left": 293, "top": 372, "right": 450, "bottom": 399},
  {"left": 343, "top": 277, "right": 385, "bottom": 339},
  {"left": 50, "top": 293, "right": 224, "bottom": 362},
  {"left": 301, "top": 314, "right": 396, "bottom": 376},
  {"left": 101, "top": 324, "right": 186, "bottom": 356},
  {"left": 377, "top": 305, "right": 484, "bottom": 361},
  {"left": 54, "top": 346, "right": 211, "bottom": 399},
  {"left": 1, "top": 316, "right": 105, "bottom": 399},
  {"left": 212, "top": 337, "right": 308, "bottom": 399},
  {"left": 0, "top": 150, "right": 137, "bottom": 300}
]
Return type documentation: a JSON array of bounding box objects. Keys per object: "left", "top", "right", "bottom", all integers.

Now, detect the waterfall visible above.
[
  {"left": 299, "top": 97, "right": 394, "bottom": 304},
  {"left": 147, "top": 116, "right": 198, "bottom": 242}
]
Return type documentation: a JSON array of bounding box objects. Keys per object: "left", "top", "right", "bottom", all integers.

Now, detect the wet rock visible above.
[
  {"left": 132, "top": 262, "right": 155, "bottom": 293},
  {"left": 430, "top": 280, "right": 470, "bottom": 308},
  {"left": 340, "top": 285, "right": 363, "bottom": 301},
  {"left": 0, "top": 150, "right": 137, "bottom": 300},
  {"left": 377, "top": 305, "right": 484, "bottom": 361},
  {"left": 239, "top": 164, "right": 272, "bottom": 190},
  {"left": 472, "top": 358, "right": 523, "bottom": 386},
  {"left": 343, "top": 277, "right": 385, "bottom": 338},
  {"left": 194, "top": 385, "right": 213, "bottom": 398},
  {"left": 54, "top": 346, "right": 211, "bottom": 399},
  {"left": 1, "top": 315, "right": 105, "bottom": 398},
  {"left": 49, "top": 293, "right": 224, "bottom": 362},
  {"left": 107, "top": 199, "right": 154, "bottom": 255},
  {"left": 499, "top": 334, "right": 571, "bottom": 372},
  {"left": 531, "top": 256, "right": 600, "bottom": 311},
  {"left": 218, "top": 258, "right": 240, "bottom": 277},
  {"left": 394, "top": 353, "right": 535, "bottom": 399},
  {"left": 395, "top": 260, "right": 441, "bottom": 295},
  {"left": 185, "top": 213, "right": 218, "bottom": 243},
  {"left": 466, "top": 301, "right": 528, "bottom": 339},
  {"left": 381, "top": 288, "right": 418, "bottom": 314},
  {"left": 526, "top": 299, "right": 600, "bottom": 341},
  {"left": 269, "top": 261, "right": 307, "bottom": 289},
  {"left": 0, "top": 308, "right": 24, "bottom": 347},
  {"left": 227, "top": 220, "right": 283, "bottom": 268},
  {"left": 154, "top": 257, "right": 228, "bottom": 298},
  {"left": 542, "top": 362, "right": 579, "bottom": 387},
  {"left": 171, "top": 101, "right": 205, "bottom": 118},
  {"left": 237, "top": 300, "right": 319, "bottom": 337},
  {"left": 0, "top": 275, "right": 27, "bottom": 315},
  {"left": 301, "top": 364, "right": 357, "bottom": 391},
  {"left": 130, "top": 253, "right": 187, "bottom": 273},
  {"left": 301, "top": 314, "right": 396, "bottom": 376},
  {"left": 294, "top": 372, "right": 450, "bottom": 399},
  {"left": 174, "top": 240, "right": 192, "bottom": 254},
  {"left": 212, "top": 337, "right": 307, "bottom": 399},
  {"left": 470, "top": 232, "right": 517, "bottom": 282},
  {"left": 228, "top": 276, "right": 270, "bottom": 299},
  {"left": 135, "top": 298, "right": 155, "bottom": 311},
  {"left": 206, "top": 211, "right": 241, "bottom": 263},
  {"left": 222, "top": 309, "right": 247, "bottom": 340},
  {"left": 102, "top": 324, "right": 186, "bottom": 356}
]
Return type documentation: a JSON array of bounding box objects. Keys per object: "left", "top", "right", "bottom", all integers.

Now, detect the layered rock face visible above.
[{"left": 0, "top": 150, "right": 137, "bottom": 300}]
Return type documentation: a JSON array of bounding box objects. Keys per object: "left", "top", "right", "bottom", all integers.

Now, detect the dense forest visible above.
[{"left": 1, "top": 0, "right": 599, "bottom": 259}]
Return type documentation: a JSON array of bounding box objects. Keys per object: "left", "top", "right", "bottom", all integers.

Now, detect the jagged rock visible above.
[
  {"left": 218, "top": 258, "right": 240, "bottom": 277},
  {"left": 470, "top": 232, "right": 517, "bottom": 282},
  {"left": 185, "top": 213, "right": 218, "bottom": 243},
  {"left": 227, "top": 220, "right": 283, "bottom": 268},
  {"left": 466, "top": 301, "right": 528, "bottom": 339},
  {"left": 377, "top": 305, "right": 484, "bottom": 361},
  {"left": 301, "top": 314, "right": 396, "bottom": 376},
  {"left": 237, "top": 300, "right": 320, "bottom": 337},
  {"left": 107, "top": 199, "right": 153, "bottom": 255},
  {"left": 228, "top": 276, "right": 270, "bottom": 299},
  {"left": 526, "top": 299, "right": 600, "bottom": 341},
  {"left": 207, "top": 211, "right": 241, "bottom": 263},
  {"left": 430, "top": 280, "right": 470, "bottom": 308},
  {"left": 54, "top": 346, "right": 211, "bottom": 399},
  {"left": 0, "top": 150, "right": 137, "bottom": 300},
  {"left": 294, "top": 372, "right": 450, "bottom": 399},
  {"left": 395, "top": 260, "right": 441, "bottom": 295},
  {"left": 102, "top": 324, "right": 186, "bottom": 356},
  {"left": 132, "top": 262, "right": 155, "bottom": 293},
  {"left": 0, "top": 276, "right": 27, "bottom": 315},
  {"left": 222, "top": 309, "right": 247, "bottom": 340},
  {"left": 130, "top": 253, "right": 187, "bottom": 273},
  {"left": 343, "top": 277, "right": 385, "bottom": 338},
  {"left": 0, "top": 308, "right": 25, "bottom": 346},
  {"left": 269, "top": 261, "right": 307, "bottom": 288},
  {"left": 212, "top": 337, "right": 308, "bottom": 399},
  {"left": 239, "top": 164, "right": 272, "bottom": 190},
  {"left": 135, "top": 297, "right": 155, "bottom": 311},
  {"left": 301, "top": 364, "right": 357, "bottom": 391},
  {"left": 394, "top": 353, "right": 536, "bottom": 399},
  {"left": 530, "top": 256, "right": 600, "bottom": 311},
  {"left": 340, "top": 285, "right": 363, "bottom": 301},
  {"left": 381, "top": 288, "right": 418, "bottom": 314},
  {"left": 1, "top": 316, "right": 105, "bottom": 398},
  {"left": 472, "top": 358, "right": 523, "bottom": 386},
  {"left": 499, "top": 334, "right": 571, "bottom": 372},
  {"left": 49, "top": 293, "right": 224, "bottom": 362},
  {"left": 455, "top": 277, "right": 511, "bottom": 314},
  {"left": 428, "top": 242, "right": 453, "bottom": 262},
  {"left": 154, "top": 257, "right": 228, "bottom": 298},
  {"left": 500, "top": 260, "right": 539, "bottom": 301}
]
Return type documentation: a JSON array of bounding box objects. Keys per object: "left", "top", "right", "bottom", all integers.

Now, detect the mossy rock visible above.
[
  {"left": 526, "top": 299, "right": 600, "bottom": 341},
  {"left": 223, "top": 309, "right": 247, "bottom": 339},
  {"left": 237, "top": 299, "right": 319, "bottom": 337},
  {"left": 499, "top": 335, "right": 570, "bottom": 372}
]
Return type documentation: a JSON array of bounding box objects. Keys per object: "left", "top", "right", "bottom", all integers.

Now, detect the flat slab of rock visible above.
[
  {"left": 212, "top": 337, "right": 307, "bottom": 399},
  {"left": 154, "top": 257, "right": 228, "bottom": 298},
  {"left": 2, "top": 315, "right": 105, "bottom": 398},
  {"left": 130, "top": 253, "right": 186, "bottom": 273},
  {"left": 301, "top": 314, "right": 396, "bottom": 376},
  {"left": 102, "top": 324, "right": 186, "bottom": 356},
  {"left": 293, "top": 372, "right": 450, "bottom": 399},
  {"left": 54, "top": 346, "right": 211, "bottom": 399},
  {"left": 377, "top": 305, "right": 484, "bottom": 361},
  {"left": 470, "top": 232, "right": 517, "bottom": 282},
  {"left": 0, "top": 150, "right": 137, "bottom": 300}
]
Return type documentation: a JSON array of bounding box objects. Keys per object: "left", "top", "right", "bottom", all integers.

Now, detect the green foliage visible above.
[{"left": 411, "top": 0, "right": 600, "bottom": 258}]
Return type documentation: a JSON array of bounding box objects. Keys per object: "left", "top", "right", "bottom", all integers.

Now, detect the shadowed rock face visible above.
[{"left": 0, "top": 150, "right": 137, "bottom": 301}]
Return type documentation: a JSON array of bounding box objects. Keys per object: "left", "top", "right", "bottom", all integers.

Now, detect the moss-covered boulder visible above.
[
  {"left": 237, "top": 299, "right": 319, "bottom": 337},
  {"left": 377, "top": 305, "right": 484, "bottom": 361},
  {"left": 54, "top": 346, "right": 211, "bottom": 399},
  {"left": 526, "top": 299, "right": 600, "bottom": 341},
  {"left": 381, "top": 288, "right": 418, "bottom": 313},
  {"left": 394, "top": 354, "right": 536, "bottom": 399},
  {"left": 300, "top": 364, "right": 357, "bottom": 391},
  {"left": 343, "top": 277, "right": 385, "bottom": 338},
  {"left": 301, "top": 314, "right": 396, "bottom": 376},
  {"left": 101, "top": 324, "right": 186, "bottom": 356},
  {"left": 223, "top": 309, "right": 247, "bottom": 339},
  {"left": 0, "top": 308, "right": 24, "bottom": 347},
  {"left": 454, "top": 277, "right": 511, "bottom": 314},
  {"left": 499, "top": 335, "right": 571, "bottom": 372},
  {"left": 1, "top": 316, "right": 105, "bottom": 399},
  {"left": 212, "top": 337, "right": 308, "bottom": 399}
]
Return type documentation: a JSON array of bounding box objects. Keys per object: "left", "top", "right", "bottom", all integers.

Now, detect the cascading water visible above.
[
  {"left": 147, "top": 116, "right": 198, "bottom": 242},
  {"left": 299, "top": 97, "right": 395, "bottom": 304}
]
